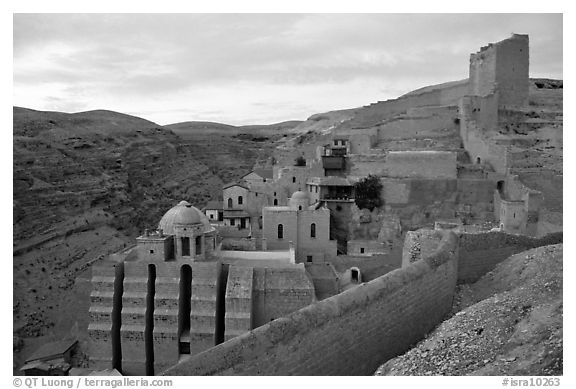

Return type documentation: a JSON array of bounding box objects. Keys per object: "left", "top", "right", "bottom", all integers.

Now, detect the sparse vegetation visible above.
[{"left": 354, "top": 175, "right": 383, "bottom": 211}]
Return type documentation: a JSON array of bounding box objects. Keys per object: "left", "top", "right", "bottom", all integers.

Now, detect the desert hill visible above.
[
  {"left": 166, "top": 119, "right": 302, "bottom": 136},
  {"left": 376, "top": 244, "right": 562, "bottom": 376}
]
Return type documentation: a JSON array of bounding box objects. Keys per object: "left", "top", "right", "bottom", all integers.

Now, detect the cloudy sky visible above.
[{"left": 13, "top": 13, "right": 563, "bottom": 125}]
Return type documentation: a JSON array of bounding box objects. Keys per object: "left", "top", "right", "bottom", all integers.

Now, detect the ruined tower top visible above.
[{"left": 469, "top": 33, "right": 529, "bottom": 107}]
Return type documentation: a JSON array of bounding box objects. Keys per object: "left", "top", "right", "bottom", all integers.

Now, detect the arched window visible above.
[
  {"left": 476, "top": 157, "right": 481, "bottom": 164},
  {"left": 310, "top": 223, "right": 316, "bottom": 238},
  {"left": 299, "top": 205, "right": 302, "bottom": 211},
  {"left": 277, "top": 224, "right": 284, "bottom": 239},
  {"left": 227, "top": 198, "right": 233, "bottom": 208},
  {"left": 238, "top": 196, "right": 243, "bottom": 205}
]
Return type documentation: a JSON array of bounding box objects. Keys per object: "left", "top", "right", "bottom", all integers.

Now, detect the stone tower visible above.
[{"left": 469, "top": 34, "right": 529, "bottom": 107}]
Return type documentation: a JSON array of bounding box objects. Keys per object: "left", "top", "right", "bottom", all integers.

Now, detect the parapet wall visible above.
[
  {"left": 164, "top": 232, "right": 459, "bottom": 375},
  {"left": 456, "top": 230, "right": 562, "bottom": 283},
  {"left": 345, "top": 80, "right": 468, "bottom": 129}
]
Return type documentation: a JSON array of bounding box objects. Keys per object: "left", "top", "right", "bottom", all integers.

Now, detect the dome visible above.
[
  {"left": 158, "top": 200, "right": 215, "bottom": 235},
  {"left": 291, "top": 191, "right": 309, "bottom": 200},
  {"left": 289, "top": 190, "right": 310, "bottom": 209}
]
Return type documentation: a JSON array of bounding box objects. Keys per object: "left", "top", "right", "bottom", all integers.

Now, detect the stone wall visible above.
[
  {"left": 456, "top": 231, "right": 562, "bottom": 283},
  {"left": 347, "top": 240, "right": 388, "bottom": 256},
  {"left": 386, "top": 151, "right": 457, "bottom": 179},
  {"left": 223, "top": 185, "right": 249, "bottom": 210},
  {"left": 495, "top": 34, "right": 529, "bottom": 107},
  {"left": 304, "top": 263, "right": 340, "bottom": 300},
  {"left": 347, "top": 154, "right": 388, "bottom": 177},
  {"left": 343, "top": 80, "right": 469, "bottom": 130},
  {"left": 164, "top": 232, "right": 459, "bottom": 375},
  {"left": 88, "top": 262, "right": 124, "bottom": 371},
  {"left": 458, "top": 95, "right": 508, "bottom": 174},
  {"left": 251, "top": 267, "right": 316, "bottom": 326}
]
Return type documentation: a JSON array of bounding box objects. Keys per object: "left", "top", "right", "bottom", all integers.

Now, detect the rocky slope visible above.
[{"left": 375, "top": 244, "right": 562, "bottom": 376}]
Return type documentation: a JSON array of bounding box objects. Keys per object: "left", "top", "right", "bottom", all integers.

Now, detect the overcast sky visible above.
[{"left": 13, "top": 13, "right": 563, "bottom": 125}]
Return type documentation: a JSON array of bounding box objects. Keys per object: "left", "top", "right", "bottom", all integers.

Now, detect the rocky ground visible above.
[{"left": 375, "top": 244, "right": 562, "bottom": 376}]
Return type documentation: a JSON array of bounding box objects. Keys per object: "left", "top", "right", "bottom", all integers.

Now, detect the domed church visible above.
[{"left": 136, "top": 200, "right": 218, "bottom": 262}]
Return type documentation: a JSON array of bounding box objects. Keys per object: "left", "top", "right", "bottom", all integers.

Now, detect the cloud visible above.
[{"left": 13, "top": 13, "right": 563, "bottom": 125}]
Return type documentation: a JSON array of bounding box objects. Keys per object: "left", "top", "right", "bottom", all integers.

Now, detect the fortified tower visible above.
[{"left": 469, "top": 33, "right": 529, "bottom": 107}]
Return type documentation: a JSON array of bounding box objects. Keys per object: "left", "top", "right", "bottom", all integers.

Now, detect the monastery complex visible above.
[{"left": 87, "top": 34, "right": 563, "bottom": 375}]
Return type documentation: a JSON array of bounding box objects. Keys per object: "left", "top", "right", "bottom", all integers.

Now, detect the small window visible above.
[
  {"left": 255, "top": 193, "right": 258, "bottom": 197},
  {"left": 274, "top": 192, "right": 276, "bottom": 196},
  {"left": 310, "top": 223, "right": 316, "bottom": 238},
  {"left": 360, "top": 247, "right": 365, "bottom": 254},
  {"left": 273, "top": 199, "right": 278, "bottom": 206},
  {"left": 209, "top": 214, "right": 214, "bottom": 219},
  {"left": 278, "top": 224, "right": 284, "bottom": 239},
  {"left": 299, "top": 205, "right": 302, "bottom": 211},
  {"left": 292, "top": 177, "right": 296, "bottom": 183},
  {"left": 238, "top": 196, "right": 243, "bottom": 205},
  {"left": 230, "top": 219, "right": 235, "bottom": 226},
  {"left": 263, "top": 178, "right": 267, "bottom": 183},
  {"left": 181, "top": 237, "right": 190, "bottom": 256},
  {"left": 149, "top": 249, "right": 155, "bottom": 254},
  {"left": 227, "top": 198, "right": 233, "bottom": 208},
  {"left": 307, "top": 256, "right": 313, "bottom": 263},
  {"left": 195, "top": 236, "right": 202, "bottom": 255}
]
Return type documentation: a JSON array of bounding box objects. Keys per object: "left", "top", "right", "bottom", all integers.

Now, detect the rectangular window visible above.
[
  {"left": 149, "top": 249, "right": 154, "bottom": 254},
  {"left": 360, "top": 248, "right": 365, "bottom": 254},
  {"left": 195, "top": 236, "right": 202, "bottom": 255},
  {"left": 307, "top": 256, "right": 313, "bottom": 263},
  {"left": 230, "top": 219, "right": 235, "bottom": 226},
  {"left": 181, "top": 237, "right": 190, "bottom": 256}
]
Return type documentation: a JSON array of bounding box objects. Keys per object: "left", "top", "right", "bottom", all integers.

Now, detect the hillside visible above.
[
  {"left": 376, "top": 244, "right": 562, "bottom": 376},
  {"left": 166, "top": 119, "right": 302, "bottom": 136}
]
